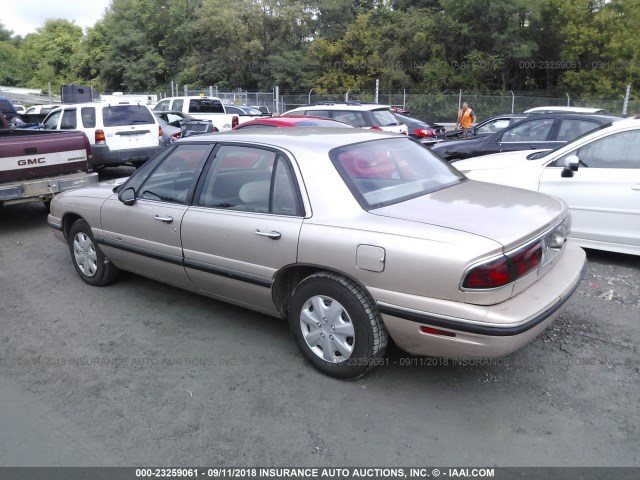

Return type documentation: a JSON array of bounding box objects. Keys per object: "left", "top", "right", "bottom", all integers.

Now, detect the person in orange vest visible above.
[{"left": 456, "top": 102, "right": 476, "bottom": 136}]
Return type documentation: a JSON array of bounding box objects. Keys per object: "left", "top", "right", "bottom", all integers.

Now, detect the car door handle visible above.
[
  {"left": 254, "top": 230, "right": 281, "bottom": 240},
  {"left": 632, "top": 185, "right": 640, "bottom": 191},
  {"left": 154, "top": 215, "right": 174, "bottom": 224},
  {"left": 530, "top": 145, "right": 538, "bottom": 149}
]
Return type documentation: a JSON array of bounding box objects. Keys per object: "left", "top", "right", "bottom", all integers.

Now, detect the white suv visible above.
[
  {"left": 283, "top": 102, "right": 408, "bottom": 134},
  {"left": 42, "top": 103, "right": 162, "bottom": 168}
]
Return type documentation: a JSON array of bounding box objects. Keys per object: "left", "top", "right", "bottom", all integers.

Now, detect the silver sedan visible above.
[{"left": 48, "top": 129, "right": 585, "bottom": 378}]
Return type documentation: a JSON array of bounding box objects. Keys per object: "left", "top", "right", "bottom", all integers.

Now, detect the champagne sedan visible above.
[{"left": 48, "top": 129, "right": 585, "bottom": 379}]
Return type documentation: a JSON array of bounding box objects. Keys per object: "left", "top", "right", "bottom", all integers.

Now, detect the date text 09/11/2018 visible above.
[{"left": 519, "top": 60, "right": 640, "bottom": 70}]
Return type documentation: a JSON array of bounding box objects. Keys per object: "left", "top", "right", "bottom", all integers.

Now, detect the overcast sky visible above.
[{"left": 1, "top": 0, "right": 111, "bottom": 37}]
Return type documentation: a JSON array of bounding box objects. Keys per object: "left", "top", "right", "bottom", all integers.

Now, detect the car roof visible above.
[
  {"left": 524, "top": 106, "right": 607, "bottom": 114},
  {"left": 53, "top": 102, "right": 151, "bottom": 109},
  {"left": 182, "top": 128, "right": 400, "bottom": 152},
  {"left": 235, "top": 115, "right": 353, "bottom": 128},
  {"left": 159, "top": 96, "right": 223, "bottom": 101},
  {"left": 288, "top": 103, "right": 393, "bottom": 112}
]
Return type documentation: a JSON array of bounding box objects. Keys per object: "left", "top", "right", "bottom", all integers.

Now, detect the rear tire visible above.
[
  {"left": 288, "top": 272, "right": 388, "bottom": 379},
  {"left": 68, "top": 219, "right": 118, "bottom": 286}
]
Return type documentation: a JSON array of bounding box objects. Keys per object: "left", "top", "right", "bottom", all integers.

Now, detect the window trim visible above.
[{"left": 192, "top": 143, "right": 307, "bottom": 217}]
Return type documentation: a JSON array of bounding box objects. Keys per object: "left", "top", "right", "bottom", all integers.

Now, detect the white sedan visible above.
[{"left": 454, "top": 117, "right": 640, "bottom": 256}]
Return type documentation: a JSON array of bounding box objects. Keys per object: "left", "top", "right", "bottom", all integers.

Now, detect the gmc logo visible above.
[{"left": 18, "top": 157, "right": 46, "bottom": 166}]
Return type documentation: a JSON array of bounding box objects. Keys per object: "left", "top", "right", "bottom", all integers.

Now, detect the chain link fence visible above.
[{"left": 5, "top": 83, "right": 637, "bottom": 123}]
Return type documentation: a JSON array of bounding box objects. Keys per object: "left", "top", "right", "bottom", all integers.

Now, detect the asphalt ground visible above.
[{"left": 0, "top": 175, "right": 638, "bottom": 468}]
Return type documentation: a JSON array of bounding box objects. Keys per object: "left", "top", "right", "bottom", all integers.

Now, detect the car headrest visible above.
[{"left": 238, "top": 181, "right": 270, "bottom": 204}]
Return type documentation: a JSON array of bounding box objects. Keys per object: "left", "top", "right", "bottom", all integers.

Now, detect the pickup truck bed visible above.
[{"left": 0, "top": 112, "right": 98, "bottom": 207}]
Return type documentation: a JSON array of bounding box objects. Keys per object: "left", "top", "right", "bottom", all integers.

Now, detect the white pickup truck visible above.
[{"left": 153, "top": 96, "right": 239, "bottom": 132}]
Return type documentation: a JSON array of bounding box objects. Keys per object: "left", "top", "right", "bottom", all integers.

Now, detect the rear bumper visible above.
[
  {"left": 92, "top": 144, "right": 162, "bottom": 167},
  {"left": 0, "top": 172, "right": 99, "bottom": 205},
  {"left": 373, "top": 243, "right": 586, "bottom": 358}
]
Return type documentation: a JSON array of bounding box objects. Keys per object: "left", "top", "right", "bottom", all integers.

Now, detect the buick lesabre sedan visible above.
[{"left": 48, "top": 130, "right": 586, "bottom": 379}]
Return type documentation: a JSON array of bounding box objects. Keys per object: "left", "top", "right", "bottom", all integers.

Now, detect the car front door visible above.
[
  {"left": 181, "top": 144, "right": 305, "bottom": 315},
  {"left": 99, "top": 144, "right": 213, "bottom": 289},
  {"left": 538, "top": 128, "right": 640, "bottom": 249}
]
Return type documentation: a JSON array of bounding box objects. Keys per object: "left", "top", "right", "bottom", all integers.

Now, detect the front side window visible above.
[
  {"left": 559, "top": 129, "right": 640, "bottom": 169},
  {"left": 331, "top": 138, "right": 465, "bottom": 209},
  {"left": 172, "top": 99, "right": 184, "bottom": 112},
  {"left": 43, "top": 111, "right": 61, "bottom": 129},
  {"left": 476, "top": 119, "right": 510, "bottom": 135},
  {"left": 138, "top": 144, "right": 212, "bottom": 204},
  {"left": 197, "top": 145, "right": 302, "bottom": 216},
  {"left": 155, "top": 100, "right": 170, "bottom": 111},
  {"left": 501, "top": 119, "right": 555, "bottom": 142}
]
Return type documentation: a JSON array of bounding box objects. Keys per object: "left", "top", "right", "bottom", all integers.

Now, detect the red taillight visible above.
[
  {"left": 463, "top": 256, "right": 512, "bottom": 289},
  {"left": 171, "top": 131, "right": 182, "bottom": 140},
  {"left": 510, "top": 241, "right": 542, "bottom": 277},
  {"left": 462, "top": 240, "right": 543, "bottom": 290},
  {"left": 232, "top": 115, "right": 239, "bottom": 129},
  {"left": 420, "top": 326, "right": 456, "bottom": 337},
  {"left": 158, "top": 126, "right": 163, "bottom": 139},
  {"left": 415, "top": 128, "right": 435, "bottom": 138},
  {"left": 370, "top": 126, "right": 382, "bottom": 131},
  {"left": 95, "top": 129, "right": 106, "bottom": 145}
]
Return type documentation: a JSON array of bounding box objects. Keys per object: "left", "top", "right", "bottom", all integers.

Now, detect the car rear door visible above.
[
  {"left": 538, "top": 128, "right": 640, "bottom": 249},
  {"left": 99, "top": 144, "right": 213, "bottom": 289},
  {"left": 181, "top": 144, "right": 305, "bottom": 315}
]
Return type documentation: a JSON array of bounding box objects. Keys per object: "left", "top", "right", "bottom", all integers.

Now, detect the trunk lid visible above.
[{"left": 370, "top": 179, "right": 566, "bottom": 251}]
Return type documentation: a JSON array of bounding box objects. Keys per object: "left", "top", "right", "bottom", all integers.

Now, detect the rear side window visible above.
[
  {"left": 556, "top": 119, "right": 599, "bottom": 141},
  {"left": 102, "top": 105, "right": 155, "bottom": 127},
  {"left": 172, "top": 99, "right": 184, "bottom": 111},
  {"left": 331, "top": 111, "right": 368, "bottom": 127},
  {"left": 188, "top": 99, "right": 224, "bottom": 114},
  {"left": 81, "top": 107, "right": 96, "bottom": 128}
]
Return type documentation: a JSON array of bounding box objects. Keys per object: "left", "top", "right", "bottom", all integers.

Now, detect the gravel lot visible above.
[{"left": 0, "top": 181, "right": 638, "bottom": 467}]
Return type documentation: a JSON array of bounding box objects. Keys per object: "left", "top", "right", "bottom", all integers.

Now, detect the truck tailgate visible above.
[{"left": 0, "top": 130, "right": 91, "bottom": 183}]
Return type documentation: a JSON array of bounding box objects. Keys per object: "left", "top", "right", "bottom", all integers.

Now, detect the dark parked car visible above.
[
  {"left": 446, "top": 113, "right": 530, "bottom": 139},
  {"left": 432, "top": 114, "right": 618, "bottom": 161},
  {"left": 392, "top": 113, "right": 446, "bottom": 145},
  {"left": 154, "top": 111, "right": 217, "bottom": 138}
]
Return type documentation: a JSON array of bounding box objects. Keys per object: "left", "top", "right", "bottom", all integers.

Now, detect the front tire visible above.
[
  {"left": 288, "top": 272, "right": 388, "bottom": 379},
  {"left": 68, "top": 219, "right": 118, "bottom": 286}
]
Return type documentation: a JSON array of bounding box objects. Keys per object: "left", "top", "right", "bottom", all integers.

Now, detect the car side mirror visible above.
[
  {"left": 561, "top": 155, "right": 579, "bottom": 178},
  {"left": 118, "top": 187, "right": 136, "bottom": 206}
]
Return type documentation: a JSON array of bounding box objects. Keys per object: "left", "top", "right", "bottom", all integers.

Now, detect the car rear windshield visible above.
[
  {"left": 102, "top": 105, "right": 155, "bottom": 127},
  {"left": 188, "top": 98, "right": 225, "bottom": 114},
  {"left": 372, "top": 109, "right": 400, "bottom": 126},
  {"left": 330, "top": 138, "right": 465, "bottom": 209}
]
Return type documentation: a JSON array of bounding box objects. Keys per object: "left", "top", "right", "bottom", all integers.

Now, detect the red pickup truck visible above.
[{"left": 0, "top": 111, "right": 98, "bottom": 209}]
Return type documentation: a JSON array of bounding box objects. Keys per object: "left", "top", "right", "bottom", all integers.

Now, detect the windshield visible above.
[
  {"left": 526, "top": 121, "right": 613, "bottom": 160},
  {"left": 330, "top": 138, "right": 465, "bottom": 209}
]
